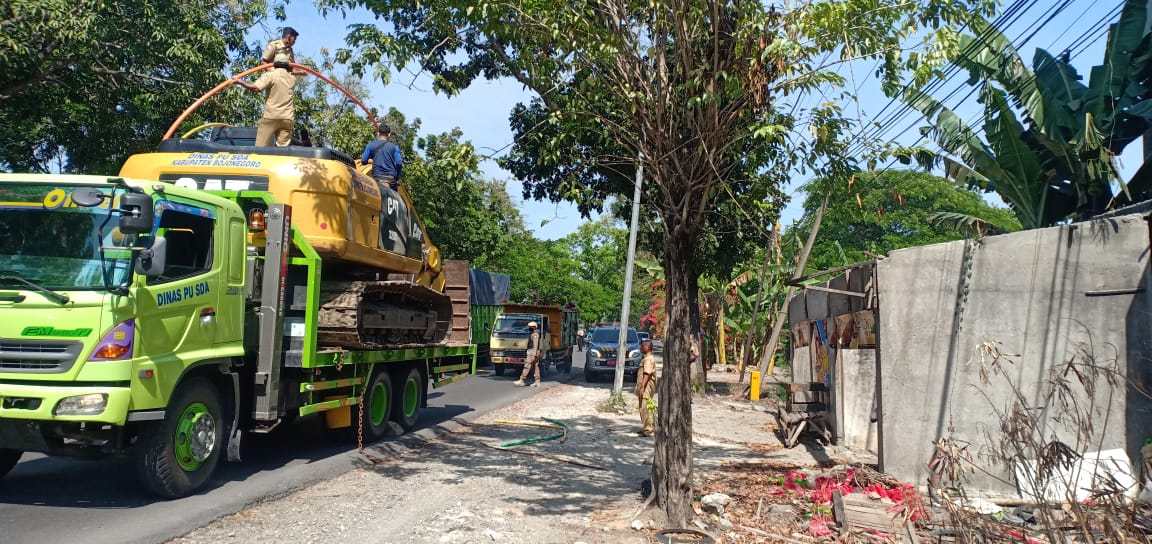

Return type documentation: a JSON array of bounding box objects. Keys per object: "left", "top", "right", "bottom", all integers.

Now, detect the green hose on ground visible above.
[{"left": 495, "top": 418, "right": 569, "bottom": 447}]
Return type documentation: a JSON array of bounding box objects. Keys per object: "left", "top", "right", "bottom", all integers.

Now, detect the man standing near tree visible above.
[{"left": 636, "top": 339, "right": 657, "bottom": 436}]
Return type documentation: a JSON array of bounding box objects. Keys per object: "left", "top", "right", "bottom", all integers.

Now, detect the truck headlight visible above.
[
  {"left": 589, "top": 349, "right": 601, "bottom": 358},
  {"left": 490, "top": 350, "right": 504, "bottom": 357},
  {"left": 628, "top": 349, "right": 640, "bottom": 358},
  {"left": 54, "top": 393, "right": 108, "bottom": 416}
]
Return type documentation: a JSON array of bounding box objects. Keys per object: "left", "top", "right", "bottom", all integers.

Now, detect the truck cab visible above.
[
  {"left": 0, "top": 174, "right": 246, "bottom": 495},
  {"left": 488, "top": 304, "right": 578, "bottom": 377}
]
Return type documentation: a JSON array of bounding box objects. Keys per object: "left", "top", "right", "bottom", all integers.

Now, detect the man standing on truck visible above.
[
  {"left": 232, "top": 53, "right": 296, "bottom": 147},
  {"left": 513, "top": 321, "right": 542, "bottom": 387},
  {"left": 362, "top": 124, "right": 403, "bottom": 190},
  {"left": 636, "top": 339, "right": 657, "bottom": 436},
  {"left": 261, "top": 27, "right": 306, "bottom": 75}
]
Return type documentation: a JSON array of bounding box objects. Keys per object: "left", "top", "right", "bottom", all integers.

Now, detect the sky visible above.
[{"left": 254, "top": 0, "right": 1141, "bottom": 241}]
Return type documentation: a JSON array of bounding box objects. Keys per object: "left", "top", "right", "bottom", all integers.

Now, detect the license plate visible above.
[
  {"left": 508, "top": 357, "right": 523, "bottom": 363},
  {"left": 606, "top": 361, "right": 616, "bottom": 366}
]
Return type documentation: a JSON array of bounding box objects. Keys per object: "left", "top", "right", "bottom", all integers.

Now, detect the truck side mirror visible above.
[
  {"left": 135, "top": 236, "right": 168, "bottom": 277},
  {"left": 119, "top": 193, "right": 154, "bottom": 235}
]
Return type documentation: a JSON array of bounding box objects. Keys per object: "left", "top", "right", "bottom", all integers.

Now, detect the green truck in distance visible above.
[{"left": 468, "top": 269, "right": 510, "bottom": 366}]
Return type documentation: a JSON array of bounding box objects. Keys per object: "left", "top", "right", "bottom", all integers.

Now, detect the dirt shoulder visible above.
[{"left": 170, "top": 372, "right": 866, "bottom": 544}]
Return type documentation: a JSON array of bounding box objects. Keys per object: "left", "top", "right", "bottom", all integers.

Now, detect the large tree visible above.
[
  {"left": 318, "top": 0, "right": 992, "bottom": 524},
  {"left": 0, "top": 0, "right": 281, "bottom": 173}
]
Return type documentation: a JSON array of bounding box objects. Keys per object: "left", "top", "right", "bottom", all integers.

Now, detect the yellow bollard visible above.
[{"left": 750, "top": 370, "right": 761, "bottom": 401}]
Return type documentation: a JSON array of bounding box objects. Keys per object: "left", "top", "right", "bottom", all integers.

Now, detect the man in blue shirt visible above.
[{"left": 361, "top": 125, "right": 403, "bottom": 190}]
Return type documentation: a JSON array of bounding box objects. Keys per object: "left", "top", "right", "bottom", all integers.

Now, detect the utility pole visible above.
[{"left": 613, "top": 155, "right": 644, "bottom": 395}]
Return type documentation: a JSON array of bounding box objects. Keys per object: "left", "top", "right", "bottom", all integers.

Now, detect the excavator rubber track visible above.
[{"left": 318, "top": 281, "right": 454, "bottom": 350}]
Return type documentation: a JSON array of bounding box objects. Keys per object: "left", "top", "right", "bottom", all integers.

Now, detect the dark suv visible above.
[{"left": 584, "top": 326, "right": 641, "bottom": 382}]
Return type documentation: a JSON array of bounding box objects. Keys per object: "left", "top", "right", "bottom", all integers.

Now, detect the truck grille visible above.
[
  {"left": 0, "top": 340, "right": 83, "bottom": 373},
  {"left": 502, "top": 349, "right": 528, "bottom": 358}
]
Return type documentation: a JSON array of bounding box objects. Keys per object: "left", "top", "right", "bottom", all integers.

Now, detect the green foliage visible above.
[
  {"left": 291, "top": 50, "right": 379, "bottom": 158},
  {"left": 0, "top": 0, "right": 282, "bottom": 173},
  {"left": 895, "top": 0, "right": 1152, "bottom": 227},
  {"left": 797, "top": 170, "right": 1020, "bottom": 270},
  {"left": 596, "top": 391, "right": 630, "bottom": 413}
]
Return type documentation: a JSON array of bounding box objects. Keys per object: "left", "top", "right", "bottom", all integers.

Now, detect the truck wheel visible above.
[
  {"left": 360, "top": 369, "right": 393, "bottom": 442},
  {"left": 564, "top": 353, "right": 574, "bottom": 373},
  {"left": 392, "top": 367, "right": 423, "bottom": 432},
  {"left": 134, "top": 378, "right": 223, "bottom": 499},
  {"left": 494, "top": 364, "right": 506, "bottom": 376},
  {"left": 0, "top": 449, "right": 22, "bottom": 479}
]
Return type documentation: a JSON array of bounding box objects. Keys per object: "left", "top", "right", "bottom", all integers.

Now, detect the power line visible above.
[
  {"left": 848, "top": 0, "right": 1104, "bottom": 166},
  {"left": 843, "top": 0, "right": 1043, "bottom": 158},
  {"left": 890, "top": 3, "right": 1122, "bottom": 183}
]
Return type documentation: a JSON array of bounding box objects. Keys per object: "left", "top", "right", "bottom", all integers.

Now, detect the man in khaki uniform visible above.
[
  {"left": 233, "top": 53, "right": 296, "bottom": 147},
  {"left": 635, "top": 339, "right": 657, "bottom": 436},
  {"left": 262, "top": 27, "right": 305, "bottom": 75},
  {"left": 513, "top": 322, "right": 543, "bottom": 388}
]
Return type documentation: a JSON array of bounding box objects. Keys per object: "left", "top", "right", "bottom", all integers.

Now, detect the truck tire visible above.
[
  {"left": 494, "top": 364, "right": 506, "bottom": 376},
  {"left": 134, "top": 377, "right": 223, "bottom": 499},
  {"left": 0, "top": 449, "right": 22, "bottom": 479},
  {"left": 360, "top": 369, "right": 393, "bottom": 442},
  {"left": 392, "top": 367, "right": 423, "bottom": 432},
  {"left": 563, "top": 353, "right": 574, "bottom": 373}
]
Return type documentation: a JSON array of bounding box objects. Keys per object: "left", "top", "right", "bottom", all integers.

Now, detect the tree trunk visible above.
[
  {"left": 717, "top": 306, "right": 727, "bottom": 368},
  {"left": 653, "top": 232, "right": 697, "bottom": 527},
  {"left": 688, "top": 281, "right": 707, "bottom": 387}
]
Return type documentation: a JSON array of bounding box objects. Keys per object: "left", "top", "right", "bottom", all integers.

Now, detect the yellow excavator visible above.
[{"left": 119, "top": 63, "right": 458, "bottom": 349}]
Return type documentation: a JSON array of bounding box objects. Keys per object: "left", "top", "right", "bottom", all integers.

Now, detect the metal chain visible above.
[{"left": 356, "top": 365, "right": 383, "bottom": 465}]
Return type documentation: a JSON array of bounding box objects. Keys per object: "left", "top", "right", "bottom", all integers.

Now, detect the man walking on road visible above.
[
  {"left": 636, "top": 339, "right": 657, "bottom": 436},
  {"left": 513, "top": 322, "right": 542, "bottom": 387},
  {"left": 233, "top": 53, "right": 296, "bottom": 147}
]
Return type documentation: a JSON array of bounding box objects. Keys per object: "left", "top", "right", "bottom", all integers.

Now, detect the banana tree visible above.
[{"left": 900, "top": 0, "right": 1152, "bottom": 227}]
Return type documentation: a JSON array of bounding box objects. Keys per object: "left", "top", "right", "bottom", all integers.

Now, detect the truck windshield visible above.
[
  {"left": 492, "top": 316, "right": 536, "bottom": 337},
  {"left": 0, "top": 185, "right": 134, "bottom": 289}
]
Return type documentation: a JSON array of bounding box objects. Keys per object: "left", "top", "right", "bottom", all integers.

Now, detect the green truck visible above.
[
  {"left": 0, "top": 164, "right": 475, "bottom": 497},
  {"left": 468, "top": 269, "right": 511, "bottom": 366}
]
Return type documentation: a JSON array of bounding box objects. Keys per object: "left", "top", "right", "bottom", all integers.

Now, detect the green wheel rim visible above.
[
  {"left": 174, "top": 401, "right": 216, "bottom": 472},
  {"left": 402, "top": 375, "right": 419, "bottom": 418},
  {"left": 370, "top": 380, "right": 388, "bottom": 426}
]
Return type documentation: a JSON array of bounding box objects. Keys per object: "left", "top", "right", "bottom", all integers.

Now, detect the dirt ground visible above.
[{"left": 170, "top": 370, "right": 872, "bottom": 544}]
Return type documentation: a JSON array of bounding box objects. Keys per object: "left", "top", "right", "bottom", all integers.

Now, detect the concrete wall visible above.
[
  {"left": 877, "top": 213, "right": 1152, "bottom": 494},
  {"left": 840, "top": 349, "right": 878, "bottom": 453}
]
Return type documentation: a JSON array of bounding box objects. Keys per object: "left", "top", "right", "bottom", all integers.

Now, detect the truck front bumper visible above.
[{"left": 0, "top": 383, "right": 133, "bottom": 426}]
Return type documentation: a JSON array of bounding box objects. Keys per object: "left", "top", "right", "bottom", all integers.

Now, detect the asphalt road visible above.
[{"left": 0, "top": 351, "right": 593, "bottom": 544}]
